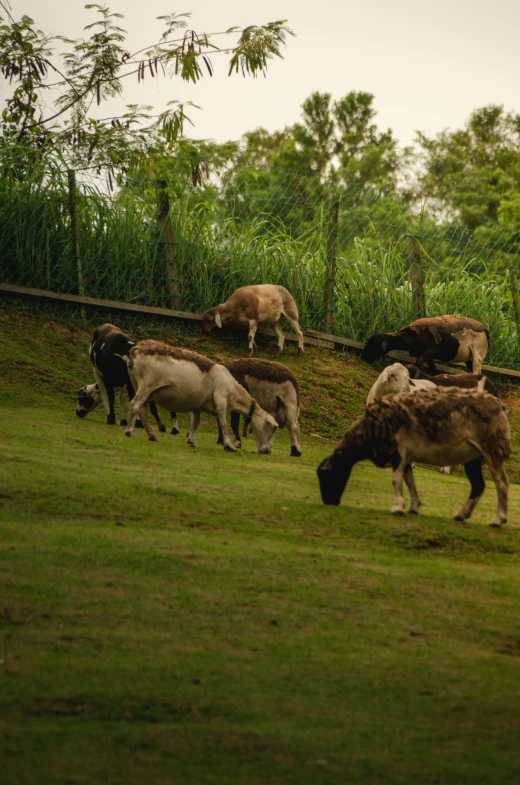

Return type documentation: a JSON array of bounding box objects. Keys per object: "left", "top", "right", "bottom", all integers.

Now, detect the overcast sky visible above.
[{"left": 8, "top": 0, "right": 520, "bottom": 148}]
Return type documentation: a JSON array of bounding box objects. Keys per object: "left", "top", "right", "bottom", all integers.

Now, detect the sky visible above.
[{"left": 7, "top": 0, "right": 520, "bottom": 149}]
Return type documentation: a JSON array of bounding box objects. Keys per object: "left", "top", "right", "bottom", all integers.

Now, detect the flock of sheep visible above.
[{"left": 76, "top": 283, "right": 511, "bottom": 527}]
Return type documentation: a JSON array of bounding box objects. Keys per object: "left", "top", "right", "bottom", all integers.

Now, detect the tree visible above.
[
  {"left": 0, "top": 1, "right": 294, "bottom": 174},
  {"left": 416, "top": 105, "right": 520, "bottom": 228},
  {"left": 211, "top": 91, "right": 410, "bottom": 238}
]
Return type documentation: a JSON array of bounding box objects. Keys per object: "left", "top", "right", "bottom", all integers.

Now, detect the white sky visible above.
[{"left": 8, "top": 0, "right": 520, "bottom": 148}]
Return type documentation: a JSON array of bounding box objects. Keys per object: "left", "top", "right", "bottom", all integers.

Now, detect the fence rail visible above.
[{"left": 3, "top": 283, "right": 520, "bottom": 382}]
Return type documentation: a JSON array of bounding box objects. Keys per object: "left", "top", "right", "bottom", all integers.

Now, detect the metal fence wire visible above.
[{"left": 1, "top": 149, "right": 520, "bottom": 368}]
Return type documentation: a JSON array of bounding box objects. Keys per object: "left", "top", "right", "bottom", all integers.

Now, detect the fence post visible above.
[
  {"left": 156, "top": 180, "right": 181, "bottom": 310},
  {"left": 509, "top": 268, "right": 520, "bottom": 346},
  {"left": 67, "top": 169, "right": 86, "bottom": 319},
  {"left": 324, "top": 193, "right": 340, "bottom": 331},
  {"left": 407, "top": 235, "right": 425, "bottom": 319}
]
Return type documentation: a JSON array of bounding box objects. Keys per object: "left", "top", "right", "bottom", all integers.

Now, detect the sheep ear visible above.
[
  {"left": 215, "top": 312, "right": 222, "bottom": 328},
  {"left": 382, "top": 370, "right": 389, "bottom": 382}
]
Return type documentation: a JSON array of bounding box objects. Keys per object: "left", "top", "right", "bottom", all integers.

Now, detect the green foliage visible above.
[
  {"left": 0, "top": 3, "right": 293, "bottom": 172},
  {"left": 417, "top": 105, "right": 520, "bottom": 228}
]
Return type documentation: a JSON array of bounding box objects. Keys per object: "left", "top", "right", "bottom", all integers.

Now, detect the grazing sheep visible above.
[
  {"left": 317, "top": 388, "right": 510, "bottom": 526},
  {"left": 361, "top": 315, "right": 490, "bottom": 374},
  {"left": 217, "top": 358, "right": 302, "bottom": 457},
  {"left": 366, "top": 362, "right": 436, "bottom": 405},
  {"left": 202, "top": 284, "right": 305, "bottom": 357},
  {"left": 405, "top": 365, "right": 499, "bottom": 397},
  {"left": 125, "top": 340, "right": 278, "bottom": 453},
  {"left": 76, "top": 381, "right": 180, "bottom": 435}
]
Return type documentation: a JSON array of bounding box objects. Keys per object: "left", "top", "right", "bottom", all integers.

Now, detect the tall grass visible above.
[{"left": 1, "top": 160, "right": 519, "bottom": 368}]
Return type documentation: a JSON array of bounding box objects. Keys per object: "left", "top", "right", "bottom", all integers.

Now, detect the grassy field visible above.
[{"left": 2, "top": 302, "right": 520, "bottom": 784}]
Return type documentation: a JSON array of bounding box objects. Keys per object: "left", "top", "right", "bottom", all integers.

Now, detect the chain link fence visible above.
[{"left": 1, "top": 148, "right": 520, "bottom": 368}]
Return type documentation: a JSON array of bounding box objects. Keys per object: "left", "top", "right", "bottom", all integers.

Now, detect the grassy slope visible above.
[{"left": 2, "top": 301, "right": 520, "bottom": 784}]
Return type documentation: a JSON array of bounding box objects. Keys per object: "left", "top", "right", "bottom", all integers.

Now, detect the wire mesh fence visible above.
[{"left": 1, "top": 147, "right": 520, "bottom": 368}]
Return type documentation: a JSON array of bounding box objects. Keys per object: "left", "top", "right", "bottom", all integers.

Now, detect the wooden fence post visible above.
[
  {"left": 324, "top": 193, "right": 340, "bottom": 331},
  {"left": 156, "top": 180, "right": 181, "bottom": 310},
  {"left": 407, "top": 235, "right": 425, "bottom": 320},
  {"left": 67, "top": 169, "right": 86, "bottom": 319},
  {"left": 509, "top": 268, "right": 520, "bottom": 347}
]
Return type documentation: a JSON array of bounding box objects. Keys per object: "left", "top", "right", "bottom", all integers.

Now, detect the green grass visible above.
[{"left": 2, "top": 304, "right": 520, "bottom": 784}]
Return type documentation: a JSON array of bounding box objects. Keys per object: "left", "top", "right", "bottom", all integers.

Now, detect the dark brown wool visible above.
[
  {"left": 132, "top": 340, "right": 215, "bottom": 373},
  {"left": 224, "top": 359, "right": 300, "bottom": 404}
]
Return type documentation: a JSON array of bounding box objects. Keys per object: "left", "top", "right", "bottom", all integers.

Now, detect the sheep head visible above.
[
  {"left": 202, "top": 307, "right": 222, "bottom": 334},
  {"left": 361, "top": 334, "right": 388, "bottom": 363}
]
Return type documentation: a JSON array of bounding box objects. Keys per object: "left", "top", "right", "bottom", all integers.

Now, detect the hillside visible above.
[
  {"left": 2, "top": 298, "right": 520, "bottom": 785},
  {"left": 2, "top": 297, "right": 520, "bottom": 479}
]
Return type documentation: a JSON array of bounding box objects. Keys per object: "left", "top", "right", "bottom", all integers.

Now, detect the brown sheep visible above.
[
  {"left": 317, "top": 388, "right": 510, "bottom": 526},
  {"left": 362, "top": 315, "right": 491, "bottom": 374},
  {"left": 202, "top": 284, "right": 305, "bottom": 357}
]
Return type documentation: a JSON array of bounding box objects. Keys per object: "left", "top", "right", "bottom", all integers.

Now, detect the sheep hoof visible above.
[
  {"left": 158, "top": 424, "right": 166, "bottom": 433},
  {"left": 391, "top": 509, "right": 405, "bottom": 516},
  {"left": 408, "top": 509, "right": 419, "bottom": 515},
  {"left": 234, "top": 441, "right": 242, "bottom": 450},
  {"left": 124, "top": 430, "right": 133, "bottom": 438},
  {"left": 106, "top": 415, "right": 116, "bottom": 425},
  {"left": 276, "top": 347, "right": 283, "bottom": 354},
  {"left": 298, "top": 347, "right": 304, "bottom": 357},
  {"left": 290, "top": 447, "right": 302, "bottom": 457},
  {"left": 148, "top": 434, "right": 158, "bottom": 442},
  {"left": 453, "top": 514, "right": 465, "bottom": 521},
  {"left": 489, "top": 519, "right": 506, "bottom": 527},
  {"left": 120, "top": 419, "right": 127, "bottom": 427},
  {"left": 187, "top": 441, "right": 196, "bottom": 449},
  {"left": 171, "top": 427, "right": 180, "bottom": 436},
  {"left": 224, "top": 444, "right": 238, "bottom": 452}
]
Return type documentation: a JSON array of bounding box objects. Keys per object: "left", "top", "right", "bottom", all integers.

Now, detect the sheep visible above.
[
  {"left": 404, "top": 366, "right": 500, "bottom": 475},
  {"left": 202, "top": 284, "right": 305, "bottom": 357},
  {"left": 216, "top": 359, "right": 302, "bottom": 457},
  {"left": 365, "top": 362, "right": 436, "bottom": 405},
  {"left": 86, "top": 323, "right": 138, "bottom": 426},
  {"left": 78, "top": 323, "right": 179, "bottom": 433},
  {"left": 124, "top": 340, "right": 278, "bottom": 453},
  {"left": 361, "top": 315, "right": 491, "bottom": 374},
  {"left": 317, "top": 388, "right": 510, "bottom": 527},
  {"left": 76, "top": 381, "right": 180, "bottom": 435},
  {"left": 405, "top": 365, "right": 499, "bottom": 397}
]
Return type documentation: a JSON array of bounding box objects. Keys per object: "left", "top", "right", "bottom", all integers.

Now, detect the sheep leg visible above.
[
  {"left": 439, "top": 465, "right": 453, "bottom": 475},
  {"left": 123, "top": 378, "right": 136, "bottom": 427},
  {"left": 125, "top": 386, "right": 154, "bottom": 438},
  {"left": 93, "top": 368, "right": 112, "bottom": 421},
  {"left": 453, "top": 458, "right": 485, "bottom": 521},
  {"left": 138, "top": 405, "right": 157, "bottom": 442},
  {"left": 285, "top": 403, "right": 302, "bottom": 457},
  {"left": 272, "top": 321, "right": 285, "bottom": 353},
  {"left": 416, "top": 349, "right": 438, "bottom": 375},
  {"left": 214, "top": 396, "right": 237, "bottom": 451},
  {"left": 403, "top": 464, "right": 421, "bottom": 513},
  {"left": 247, "top": 321, "right": 258, "bottom": 357},
  {"left": 119, "top": 387, "right": 126, "bottom": 425},
  {"left": 284, "top": 315, "right": 305, "bottom": 356},
  {"left": 485, "top": 459, "right": 508, "bottom": 527},
  {"left": 170, "top": 412, "right": 180, "bottom": 436},
  {"left": 186, "top": 411, "right": 200, "bottom": 448},
  {"left": 230, "top": 411, "right": 242, "bottom": 448},
  {"left": 390, "top": 460, "right": 406, "bottom": 516},
  {"left": 148, "top": 399, "right": 166, "bottom": 433}
]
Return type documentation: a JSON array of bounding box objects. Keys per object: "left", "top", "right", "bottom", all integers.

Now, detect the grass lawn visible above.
[{"left": 1, "top": 303, "right": 520, "bottom": 784}]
